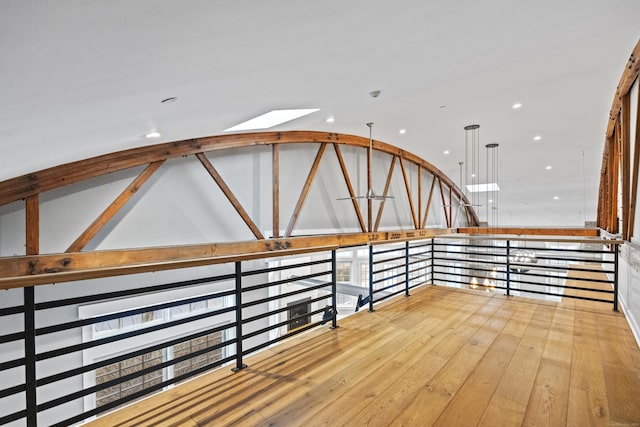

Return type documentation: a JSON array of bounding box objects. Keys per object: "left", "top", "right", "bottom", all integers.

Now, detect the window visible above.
[
  {"left": 173, "top": 333, "right": 224, "bottom": 379},
  {"left": 336, "top": 262, "right": 351, "bottom": 282},
  {"left": 94, "top": 331, "right": 225, "bottom": 409},
  {"left": 95, "top": 349, "right": 164, "bottom": 408}
]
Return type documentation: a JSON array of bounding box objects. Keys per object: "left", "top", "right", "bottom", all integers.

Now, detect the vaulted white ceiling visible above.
[{"left": 1, "top": 1, "right": 639, "bottom": 227}]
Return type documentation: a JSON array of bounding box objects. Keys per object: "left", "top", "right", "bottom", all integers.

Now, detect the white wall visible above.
[{"left": 619, "top": 243, "right": 640, "bottom": 348}]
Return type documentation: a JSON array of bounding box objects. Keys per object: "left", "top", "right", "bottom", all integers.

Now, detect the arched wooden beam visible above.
[{"left": 0, "top": 131, "right": 479, "bottom": 226}]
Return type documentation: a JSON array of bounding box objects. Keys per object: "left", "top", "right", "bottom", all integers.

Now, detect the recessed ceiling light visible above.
[
  {"left": 161, "top": 97, "right": 177, "bottom": 104},
  {"left": 467, "top": 183, "right": 500, "bottom": 193},
  {"left": 488, "top": 199, "right": 493, "bottom": 203},
  {"left": 144, "top": 131, "right": 161, "bottom": 138},
  {"left": 512, "top": 103, "right": 523, "bottom": 109},
  {"left": 471, "top": 174, "right": 476, "bottom": 178},
  {"left": 444, "top": 150, "right": 450, "bottom": 155},
  {"left": 546, "top": 165, "right": 552, "bottom": 170},
  {"left": 326, "top": 116, "right": 335, "bottom": 123},
  {"left": 224, "top": 109, "right": 320, "bottom": 132},
  {"left": 553, "top": 196, "right": 559, "bottom": 200},
  {"left": 399, "top": 129, "right": 406, "bottom": 134},
  {"left": 533, "top": 135, "right": 542, "bottom": 141}
]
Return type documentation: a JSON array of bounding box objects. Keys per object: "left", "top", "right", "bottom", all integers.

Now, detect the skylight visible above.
[
  {"left": 466, "top": 183, "right": 500, "bottom": 193},
  {"left": 224, "top": 109, "right": 319, "bottom": 132}
]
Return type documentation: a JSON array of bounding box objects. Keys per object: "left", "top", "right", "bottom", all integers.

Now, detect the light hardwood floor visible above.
[{"left": 88, "top": 274, "right": 640, "bottom": 426}]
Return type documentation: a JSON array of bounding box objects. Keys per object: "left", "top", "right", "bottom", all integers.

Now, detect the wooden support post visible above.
[
  {"left": 273, "top": 144, "right": 280, "bottom": 238},
  {"left": 25, "top": 195, "right": 39, "bottom": 256},
  {"left": 622, "top": 93, "right": 631, "bottom": 239}
]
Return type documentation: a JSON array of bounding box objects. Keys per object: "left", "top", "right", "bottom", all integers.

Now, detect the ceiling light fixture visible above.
[
  {"left": 224, "top": 109, "right": 319, "bottom": 132},
  {"left": 533, "top": 135, "right": 542, "bottom": 141},
  {"left": 399, "top": 129, "right": 406, "bottom": 134},
  {"left": 553, "top": 196, "right": 559, "bottom": 200},
  {"left": 546, "top": 165, "right": 552, "bottom": 170},
  {"left": 444, "top": 150, "right": 450, "bottom": 155},
  {"left": 512, "top": 103, "right": 523, "bottom": 109},
  {"left": 467, "top": 183, "right": 500, "bottom": 193},
  {"left": 144, "top": 131, "right": 161, "bottom": 138},
  {"left": 326, "top": 117, "right": 335, "bottom": 123}
]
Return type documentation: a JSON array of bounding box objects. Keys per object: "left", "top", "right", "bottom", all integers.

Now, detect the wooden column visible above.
[{"left": 25, "top": 195, "right": 39, "bottom": 255}]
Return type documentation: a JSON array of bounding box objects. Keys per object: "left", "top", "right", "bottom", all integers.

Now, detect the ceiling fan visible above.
[{"left": 338, "top": 122, "right": 393, "bottom": 201}]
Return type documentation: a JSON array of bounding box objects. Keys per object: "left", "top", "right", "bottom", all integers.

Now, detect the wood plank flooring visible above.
[{"left": 88, "top": 280, "right": 640, "bottom": 427}]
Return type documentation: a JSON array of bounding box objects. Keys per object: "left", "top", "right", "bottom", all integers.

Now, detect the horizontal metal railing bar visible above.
[
  {"left": 243, "top": 321, "right": 323, "bottom": 356},
  {"left": 373, "top": 287, "right": 407, "bottom": 303},
  {"left": 372, "top": 264, "right": 403, "bottom": 276},
  {"left": 241, "top": 258, "right": 331, "bottom": 277},
  {"left": 0, "top": 305, "right": 24, "bottom": 316},
  {"left": 38, "top": 337, "right": 233, "bottom": 412},
  {"left": 434, "top": 241, "right": 616, "bottom": 255},
  {"left": 241, "top": 283, "right": 330, "bottom": 308},
  {"left": 52, "top": 354, "right": 237, "bottom": 427},
  {"left": 407, "top": 258, "right": 429, "bottom": 267},
  {"left": 528, "top": 255, "right": 614, "bottom": 264},
  {"left": 438, "top": 234, "right": 623, "bottom": 245},
  {"left": 372, "top": 254, "right": 406, "bottom": 265},
  {"left": 34, "top": 273, "right": 236, "bottom": 310},
  {"left": 432, "top": 263, "right": 506, "bottom": 275},
  {"left": 36, "top": 322, "right": 235, "bottom": 387},
  {"left": 408, "top": 242, "right": 432, "bottom": 249},
  {"left": 512, "top": 287, "right": 613, "bottom": 303},
  {"left": 0, "top": 331, "right": 25, "bottom": 345},
  {"left": 0, "top": 357, "right": 25, "bottom": 372},
  {"left": 408, "top": 266, "right": 427, "bottom": 275},
  {"left": 433, "top": 242, "right": 508, "bottom": 251},
  {"left": 242, "top": 307, "right": 327, "bottom": 340},
  {"left": 433, "top": 257, "right": 508, "bottom": 267},
  {"left": 242, "top": 295, "right": 330, "bottom": 325},
  {"left": 372, "top": 246, "right": 406, "bottom": 256},
  {"left": 433, "top": 271, "right": 614, "bottom": 294},
  {"left": 409, "top": 281, "right": 430, "bottom": 290},
  {"left": 0, "top": 383, "right": 26, "bottom": 399},
  {"left": 35, "top": 306, "right": 236, "bottom": 361},
  {"left": 0, "top": 409, "right": 27, "bottom": 425},
  {"left": 242, "top": 270, "right": 331, "bottom": 292},
  {"left": 373, "top": 280, "right": 406, "bottom": 294},
  {"left": 432, "top": 249, "right": 508, "bottom": 259},
  {"left": 433, "top": 263, "right": 612, "bottom": 284},
  {"left": 372, "top": 271, "right": 405, "bottom": 285},
  {"left": 433, "top": 257, "right": 615, "bottom": 275},
  {"left": 36, "top": 289, "right": 236, "bottom": 336},
  {"left": 508, "top": 278, "right": 614, "bottom": 294}
]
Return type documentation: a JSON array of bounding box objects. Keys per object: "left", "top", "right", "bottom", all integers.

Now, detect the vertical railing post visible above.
[
  {"left": 331, "top": 250, "right": 338, "bottom": 329},
  {"left": 430, "top": 238, "right": 435, "bottom": 284},
  {"left": 369, "top": 244, "right": 374, "bottom": 312},
  {"left": 232, "top": 261, "right": 247, "bottom": 371},
  {"left": 613, "top": 243, "right": 619, "bottom": 312},
  {"left": 24, "top": 287, "right": 37, "bottom": 427},
  {"left": 405, "top": 241, "right": 410, "bottom": 297},
  {"left": 506, "top": 240, "right": 511, "bottom": 297}
]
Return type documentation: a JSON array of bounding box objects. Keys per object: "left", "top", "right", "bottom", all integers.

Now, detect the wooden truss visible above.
[
  {"left": 0, "top": 131, "right": 479, "bottom": 288},
  {"left": 598, "top": 39, "right": 640, "bottom": 239}
]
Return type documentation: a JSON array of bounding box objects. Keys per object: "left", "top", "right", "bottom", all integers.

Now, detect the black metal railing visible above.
[
  {"left": 0, "top": 236, "right": 620, "bottom": 426},
  {"left": 431, "top": 236, "right": 619, "bottom": 310},
  {"left": 0, "top": 251, "right": 338, "bottom": 426}
]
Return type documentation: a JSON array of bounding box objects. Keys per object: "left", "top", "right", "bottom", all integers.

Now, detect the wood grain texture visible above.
[{"left": 86, "top": 283, "right": 640, "bottom": 427}]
